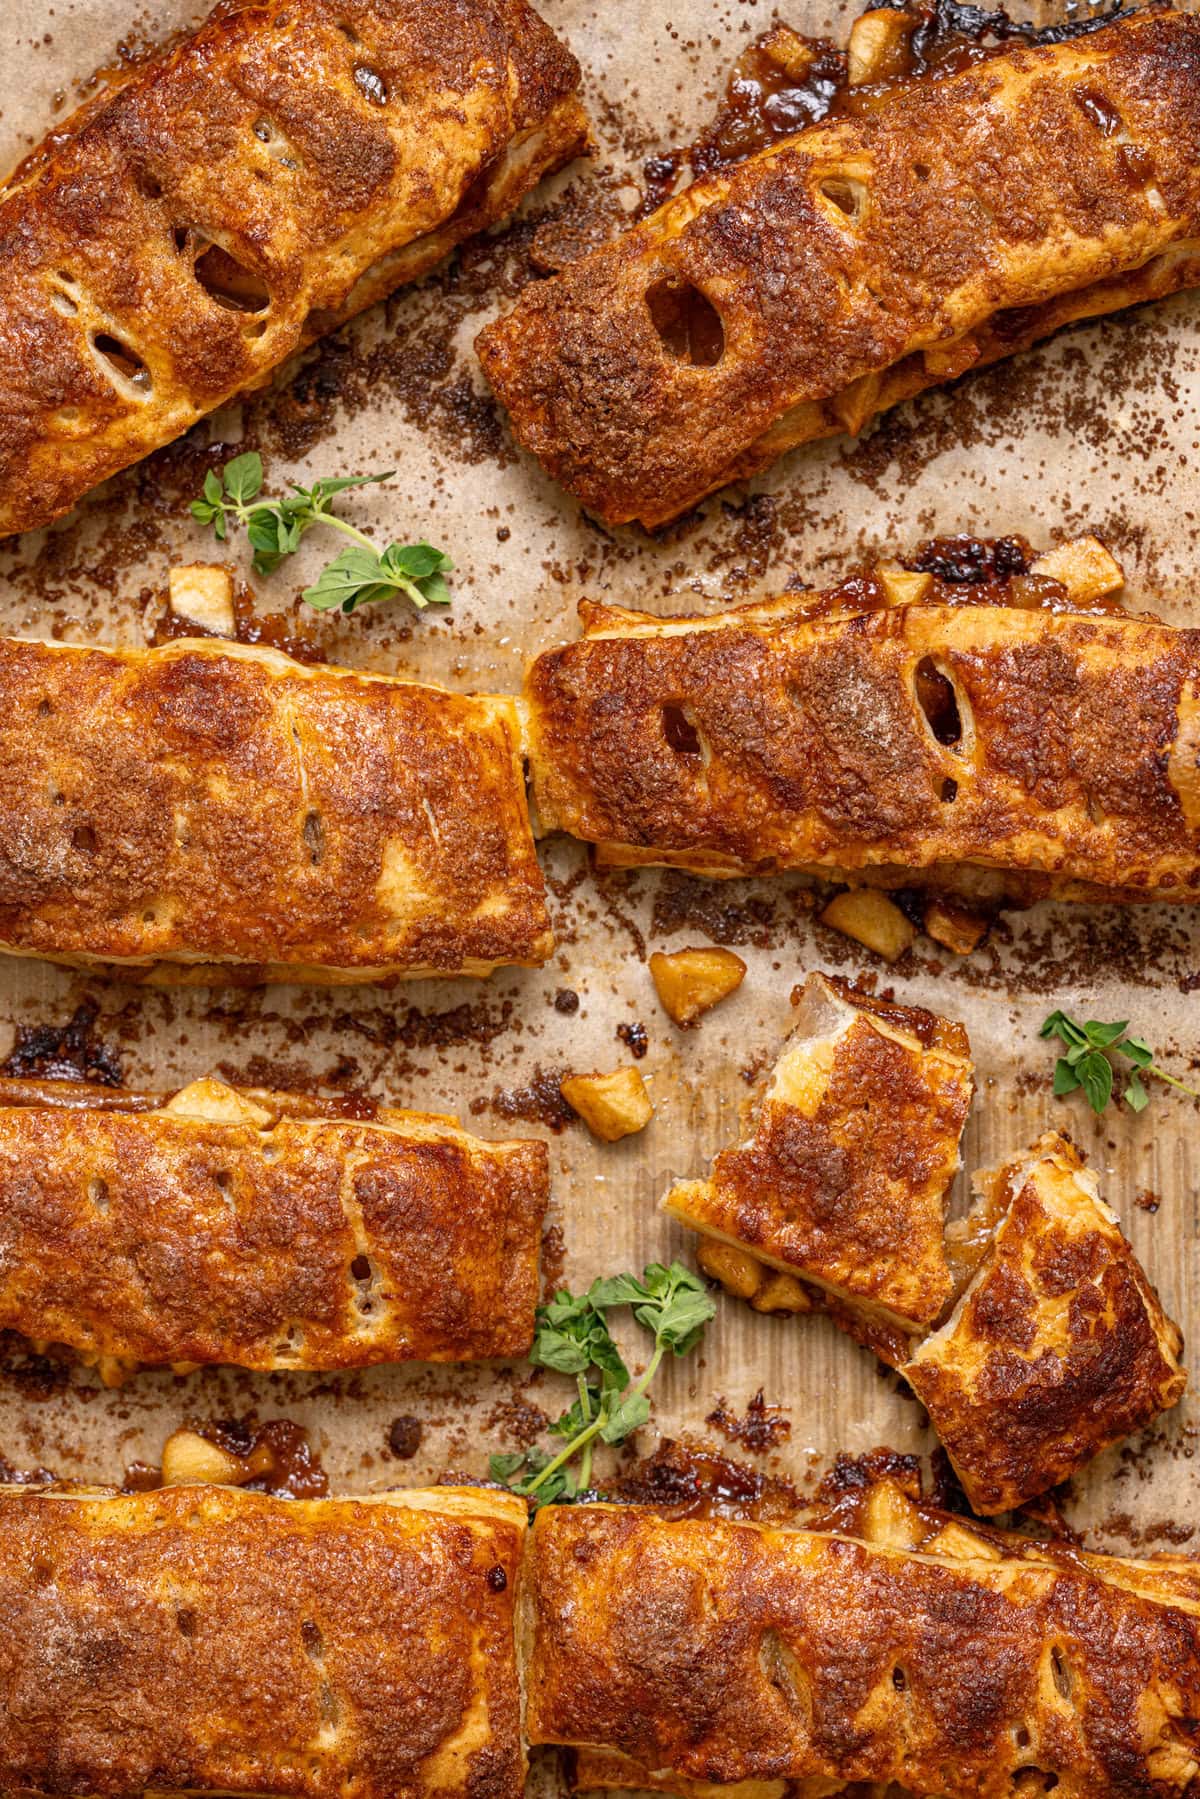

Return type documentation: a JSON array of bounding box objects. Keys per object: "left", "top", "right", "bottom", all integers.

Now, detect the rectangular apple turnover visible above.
[
  {"left": 479, "top": 8, "right": 1200, "bottom": 525},
  {"left": 0, "top": 636, "right": 552, "bottom": 980},
  {"left": 0, "top": 0, "right": 587, "bottom": 536}
]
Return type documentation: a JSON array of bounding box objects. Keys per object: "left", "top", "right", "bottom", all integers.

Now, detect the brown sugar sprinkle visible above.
[
  {"left": 706, "top": 1388, "right": 792, "bottom": 1452},
  {"left": 471, "top": 1067, "right": 575, "bottom": 1133},
  {"left": 616, "top": 1020, "right": 649, "bottom": 1059},
  {"left": 609, "top": 1439, "right": 801, "bottom": 1523},
  {"left": 0, "top": 1000, "right": 124, "bottom": 1086},
  {"left": 386, "top": 1416, "right": 423, "bottom": 1460}
]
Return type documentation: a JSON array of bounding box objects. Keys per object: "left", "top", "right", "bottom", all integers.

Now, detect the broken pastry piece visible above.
[
  {"left": 526, "top": 1502, "right": 1200, "bottom": 1799},
  {"left": 0, "top": 636, "right": 551, "bottom": 981},
  {"left": 0, "top": 1076, "right": 548, "bottom": 1381},
  {"left": 664, "top": 973, "right": 973, "bottom": 1361},
  {"left": 905, "top": 1131, "right": 1188, "bottom": 1514},
  {"left": 0, "top": 1484, "right": 528, "bottom": 1799},
  {"left": 479, "top": 8, "right": 1200, "bottom": 525},
  {"left": 0, "top": 0, "right": 587, "bottom": 536},
  {"left": 525, "top": 539, "right": 1200, "bottom": 905}
]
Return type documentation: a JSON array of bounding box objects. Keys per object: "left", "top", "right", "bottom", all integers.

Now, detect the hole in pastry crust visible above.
[
  {"left": 1013, "top": 1772, "right": 1059, "bottom": 1794},
  {"left": 913, "top": 160, "right": 931, "bottom": 181},
  {"left": 176, "top": 1607, "right": 197, "bottom": 1637},
  {"left": 353, "top": 64, "right": 388, "bottom": 105},
  {"left": 818, "top": 174, "right": 869, "bottom": 223},
  {"left": 48, "top": 279, "right": 79, "bottom": 317},
  {"left": 759, "top": 1629, "right": 811, "bottom": 1721},
  {"left": 252, "top": 116, "right": 301, "bottom": 168},
  {"left": 303, "top": 810, "right": 326, "bottom": 866},
  {"left": 275, "top": 1323, "right": 306, "bottom": 1357},
  {"left": 88, "top": 1177, "right": 109, "bottom": 1213},
  {"left": 661, "top": 703, "right": 703, "bottom": 757},
  {"left": 90, "top": 331, "right": 153, "bottom": 398},
  {"left": 135, "top": 168, "right": 164, "bottom": 200},
  {"left": 72, "top": 824, "right": 97, "bottom": 852},
  {"left": 302, "top": 1619, "right": 324, "bottom": 1657},
  {"left": 1051, "top": 1646, "right": 1075, "bottom": 1702},
  {"left": 892, "top": 1665, "right": 908, "bottom": 1691},
  {"left": 350, "top": 1252, "right": 378, "bottom": 1319},
  {"left": 914, "top": 656, "right": 963, "bottom": 748},
  {"left": 645, "top": 276, "right": 725, "bottom": 367},
  {"left": 193, "top": 242, "right": 271, "bottom": 315},
  {"left": 940, "top": 777, "right": 958, "bottom": 803}
]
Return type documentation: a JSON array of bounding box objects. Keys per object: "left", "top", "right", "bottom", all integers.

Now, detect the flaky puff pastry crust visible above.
[
  {"left": 0, "top": 1484, "right": 528, "bottom": 1799},
  {"left": 664, "top": 973, "right": 972, "bottom": 1355},
  {"left": 525, "top": 1502, "right": 1200, "bottom": 1799},
  {"left": 479, "top": 9, "right": 1200, "bottom": 526},
  {"left": 566, "top": 1468, "right": 1200, "bottom": 1799},
  {"left": 524, "top": 588, "right": 1200, "bottom": 903},
  {"left": 0, "top": 1076, "right": 547, "bottom": 1379},
  {"left": 0, "top": 636, "right": 552, "bottom": 981},
  {"left": 0, "top": 0, "right": 587, "bottom": 537},
  {"left": 904, "top": 1131, "right": 1187, "bottom": 1514}
]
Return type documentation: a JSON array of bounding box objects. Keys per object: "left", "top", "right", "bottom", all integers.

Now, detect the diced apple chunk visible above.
[
  {"left": 168, "top": 563, "right": 236, "bottom": 636},
  {"left": 820, "top": 889, "right": 916, "bottom": 961},
  {"left": 161, "top": 1427, "right": 246, "bottom": 1487},
  {"left": 561, "top": 1067, "right": 653, "bottom": 1142},
  {"left": 923, "top": 899, "right": 990, "bottom": 956},
  {"left": 649, "top": 946, "right": 747, "bottom": 1026},
  {"left": 1029, "top": 536, "right": 1124, "bottom": 606},
  {"left": 847, "top": 8, "right": 916, "bottom": 84},
  {"left": 750, "top": 1271, "right": 814, "bottom": 1314},
  {"left": 697, "top": 1237, "right": 764, "bottom": 1300}
]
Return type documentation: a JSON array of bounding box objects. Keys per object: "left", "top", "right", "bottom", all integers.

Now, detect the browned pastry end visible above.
[
  {"left": 0, "top": 1485, "right": 527, "bottom": 1799},
  {"left": 0, "top": 1076, "right": 547, "bottom": 1380},
  {"left": 664, "top": 972, "right": 972, "bottom": 1360},
  {"left": 0, "top": 636, "right": 552, "bottom": 980},
  {"left": 524, "top": 566, "right": 1200, "bottom": 903},
  {"left": 0, "top": 0, "right": 587, "bottom": 538},
  {"left": 566, "top": 1467, "right": 1200, "bottom": 1798},
  {"left": 478, "top": 8, "right": 1200, "bottom": 525},
  {"left": 526, "top": 1503, "right": 1200, "bottom": 1799},
  {"left": 904, "top": 1131, "right": 1188, "bottom": 1514}
]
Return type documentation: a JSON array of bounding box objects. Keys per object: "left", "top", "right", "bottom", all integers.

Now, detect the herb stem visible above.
[
  {"left": 526, "top": 1411, "right": 609, "bottom": 1494},
  {"left": 307, "top": 508, "right": 379, "bottom": 554},
  {"left": 1149, "top": 1064, "right": 1200, "bottom": 1101}
]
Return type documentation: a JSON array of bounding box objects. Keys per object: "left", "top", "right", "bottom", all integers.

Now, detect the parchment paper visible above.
[{"left": 0, "top": 0, "right": 1196, "bottom": 1555}]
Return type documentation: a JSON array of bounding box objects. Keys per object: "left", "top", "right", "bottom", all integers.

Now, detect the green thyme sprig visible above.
[
  {"left": 190, "top": 452, "right": 452, "bottom": 614},
  {"left": 490, "top": 1262, "right": 716, "bottom": 1508},
  {"left": 1040, "top": 1010, "right": 1200, "bottom": 1115}
]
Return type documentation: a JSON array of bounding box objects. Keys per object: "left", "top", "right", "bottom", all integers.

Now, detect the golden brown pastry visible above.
[
  {"left": 0, "top": 1484, "right": 527, "bottom": 1799},
  {"left": 0, "top": 635, "right": 551, "bottom": 980},
  {"left": 478, "top": 7, "right": 1200, "bottom": 526},
  {"left": 664, "top": 973, "right": 972, "bottom": 1362},
  {"left": 904, "top": 1131, "right": 1188, "bottom": 1514},
  {"left": 524, "top": 551, "right": 1200, "bottom": 904},
  {"left": 526, "top": 1502, "right": 1200, "bottom": 1799},
  {"left": 0, "top": 0, "right": 587, "bottom": 537},
  {"left": 565, "top": 1460, "right": 1200, "bottom": 1799},
  {"left": 0, "top": 1076, "right": 547, "bottom": 1382}
]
